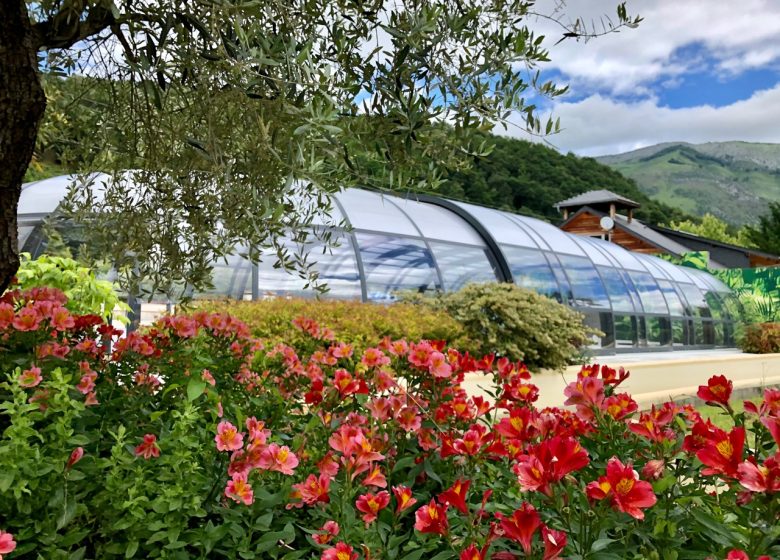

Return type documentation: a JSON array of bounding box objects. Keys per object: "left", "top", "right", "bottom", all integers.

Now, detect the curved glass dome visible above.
[{"left": 18, "top": 175, "right": 741, "bottom": 353}]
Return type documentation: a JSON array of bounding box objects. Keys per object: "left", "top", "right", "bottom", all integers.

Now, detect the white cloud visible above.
[
  {"left": 504, "top": 84, "right": 780, "bottom": 156},
  {"left": 531, "top": 0, "right": 780, "bottom": 95}
]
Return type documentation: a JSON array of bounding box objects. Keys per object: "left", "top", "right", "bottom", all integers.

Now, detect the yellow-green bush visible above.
[
  {"left": 404, "top": 283, "right": 596, "bottom": 371},
  {"left": 740, "top": 322, "right": 780, "bottom": 354},
  {"left": 190, "top": 298, "right": 471, "bottom": 351}
]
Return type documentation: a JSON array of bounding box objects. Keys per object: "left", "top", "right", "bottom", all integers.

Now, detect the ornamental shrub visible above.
[
  {"left": 15, "top": 253, "right": 128, "bottom": 320},
  {"left": 404, "top": 283, "right": 596, "bottom": 371},
  {"left": 192, "top": 297, "right": 471, "bottom": 353},
  {"left": 740, "top": 322, "right": 780, "bottom": 354},
  {"left": 1, "top": 284, "right": 779, "bottom": 560}
]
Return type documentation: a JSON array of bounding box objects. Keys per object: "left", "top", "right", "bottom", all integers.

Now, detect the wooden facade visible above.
[{"left": 560, "top": 211, "right": 662, "bottom": 254}]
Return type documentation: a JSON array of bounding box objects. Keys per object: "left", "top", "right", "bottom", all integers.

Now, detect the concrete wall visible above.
[{"left": 460, "top": 352, "right": 780, "bottom": 410}]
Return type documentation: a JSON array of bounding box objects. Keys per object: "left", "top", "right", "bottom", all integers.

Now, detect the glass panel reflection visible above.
[
  {"left": 256, "top": 234, "right": 362, "bottom": 300},
  {"left": 600, "top": 267, "right": 635, "bottom": 312},
  {"left": 356, "top": 233, "right": 439, "bottom": 301},
  {"left": 614, "top": 315, "right": 637, "bottom": 348},
  {"left": 672, "top": 319, "right": 689, "bottom": 346},
  {"left": 557, "top": 255, "right": 610, "bottom": 309},
  {"left": 428, "top": 242, "right": 498, "bottom": 291},
  {"left": 500, "top": 245, "right": 562, "bottom": 300},
  {"left": 646, "top": 317, "right": 672, "bottom": 347},
  {"left": 678, "top": 284, "right": 711, "bottom": 318},
  {"left": 657, "top": 280, "right": 686, "bottom": 316},
  {"left": 628, "top": 272, "right": 668, "bottom": 314}
]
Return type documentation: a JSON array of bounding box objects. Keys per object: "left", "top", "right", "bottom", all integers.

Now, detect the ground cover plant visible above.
[{"left": 0, "top": 284, "right": 778, "bottom": 559}]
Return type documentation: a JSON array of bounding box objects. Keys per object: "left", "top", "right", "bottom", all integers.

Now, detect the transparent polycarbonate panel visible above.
[
  {"left": 628, "top": 272, "right": 668, "bottom": 314},
  {"left": 614, "top": 315, "right": 637, "bottom": 348},
  {"left": 545, "top": 254, "right": 573, "bottom": 304},
  {"left": 714, "top": 322, "right": 725, "bottom": 346},
  {"left": 593, "top": 240, "right": 646, "bottom": 271},
  {"left": 255, "top": 234, "right": 362, "bottom": 300},
  {"left": 599, "top": 267, "right": 635, "bottom": 312},
  {"left": 198, "top": 253, "right": 253, "bottom": 300},
  {"left": 18, "top": 175, "right": 74, "bottom": 215},
  {"left": 570, "top": 237, "right": 612, "bottom": 266},
  {"left": 678, "top": 283, "right": 710, "bottom": 318},
  {"left": 724, "top": 322, "right": 736, "bottom": 346},
  {"left": 619, "top": 270, "right": 644, "bottom": 312},
  {"left": 18, "top": 226, "right": 35, "bottom": 252},
  {"left": 356, "top": 233, "right": 439, "bottom": 301},
  {"left": 557, "top": 255, "right": 610, "bottom": 309},
  {"left": 335, "top": 190, "right": 419, "bottom": 236},
  {"left": 702, "top": 291, "right": 724, "bottom": 320},
  {"left": 427, "top": 242, "right": 498, "bottom": 291},
  {"left": 451, "top": 201, "right": 538, "bottom": 247},
  {"left": 656, "top": 280, "right": 686, "bottom": 316},
  {"left": 500, "top": 245, "right": 561, "bottom": 300},
  {"left": 511, "top": 215, "right": 585, "bottom": 255},
  {"left": 720, "top": 293, "right": 745, "bottom": 323},
  {"left": 646, "top": 317, "right": 672, "bottom": 347},
  {"left": 672, "top": 319, "right": 689, "bottom": 346},
  {"left": 580, "top": 311, "right": 612, "bottom": 349},
  {"left": 637, "top": 253, "right": 693, "bottom": 283},
  {"left": 394, "top": 199, "right": 486, "bottom": 245}
]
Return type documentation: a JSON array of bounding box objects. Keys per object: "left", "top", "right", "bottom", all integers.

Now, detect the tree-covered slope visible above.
[
  {"left": 439, "top": 135, "right": 692, "bottom": 225},
  {"left": 597, "top": 142, "right": 780, "bottom": 227}
]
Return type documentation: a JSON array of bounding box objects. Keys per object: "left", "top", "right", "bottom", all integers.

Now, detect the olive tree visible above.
[{"left": 1, "top": 0, "right": 639, "bottom": 296}]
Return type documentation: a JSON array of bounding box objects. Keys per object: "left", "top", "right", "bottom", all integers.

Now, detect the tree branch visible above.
[{"left": 33, "top": 2, "right": 116, "bottom": 51}]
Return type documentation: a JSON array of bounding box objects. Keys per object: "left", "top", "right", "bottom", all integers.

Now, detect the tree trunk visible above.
[{"left": 0, "top": 0, "right": 46, "bottom": 292}]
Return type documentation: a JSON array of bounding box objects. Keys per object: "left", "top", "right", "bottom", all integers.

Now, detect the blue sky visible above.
[{"left": 505, "top": 0, "right": 780, "bottom": 156}]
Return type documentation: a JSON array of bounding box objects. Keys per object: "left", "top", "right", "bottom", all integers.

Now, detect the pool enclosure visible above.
[{"left": 19, "top": 174, "right": 742, "bottom": 352}]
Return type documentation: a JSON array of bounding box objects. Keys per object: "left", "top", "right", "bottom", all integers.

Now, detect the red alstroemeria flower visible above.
[
  {"left": 362, "top": 464, "right": 387, "bottom": 488},
  {"left": 452, "top": 424, "right": 492, "bottom": 456},
  {"left": 0, "top": 529, "right": 16, "bottom": 557},
  {"left": 66, "top": 447, "right": 84, "bottom": 470},
  {"left": 392, "top": 485, "right": 418, "bottom": 514},
  {"left": 397, "top": 406, "right": 422, "bottom": 433},
  {"left": 697, "top": 374, "right": 733, "bottom": 407},
  {"left": 292, "top": 473, "right": 331, "bottom": 505},
  {"left": 225, "top": 473, "right": 254, "bottom": 505},
  {"left": 355, "top": 491, "right": 390, "bottom": 524},
  {"left": 628, "top": 410, "right": 676, "bottom": 444},
  {"left": 460, "top": 544, "right": 486, "bottom": 560},
  {"left": 761, "top": 415, "right": 780, "bottom": 447},
  {"left": 439, "top": 479, "right": 471, "bottom": 514},
  {"left": 333, "top": 369, "right": 360, "bottom": 398},
  {"left": 313, "top": 521, "right": 340, "bottom": 545},
  {"left": 586, "top": 457, "right": 657, "bottom": 520},
  {"left": 18, "top": 366, "right": 42, "bottom": 388},
  {"left": 602, "top": 393, "right": 638, "bottom": 420},
  {"left": 134, "top": 434, "right": 161, "bottom": 460},
  {"left": 321, "top": 542, "right": 357, "bottom": 560},
  {"left": 258, "top": 444, "right": 299, "bottom": 475},
  {"left": 726, "top": 550, "right": 772, "bottom": 560},
  {"left": 495, "top": 406, "right": 538, "bottom": 441},
  {"left": 697, "top": 426, "right": 745, "bottom": 478},
  {"left": 414, "top": 500, "right": 448, "bottom": 535},
  {"left": 541, "top": 525, "right": 567, "bottom": 560},
  {"left": 682, "top": 419, "right": 721, "bottom": 453},
  {"left": 563, "top": 376, "right": 605, "bottom": 419},
  {"left": 215, "top": 421, "right": 244, "bottom": 452},
  {"left": 514, "top": 435, "right": 590, "bottom": 495},
  {"left": 737, "top": 452, "right": 780, "bottom": 493},
  {"left": 496, "top": 502, "right": 541, "bottom": 554}
]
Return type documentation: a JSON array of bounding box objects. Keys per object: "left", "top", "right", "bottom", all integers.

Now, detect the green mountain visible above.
[
  {"left": 596, "top": 141, "right": 780, "bottom": 227},
  {"left": 440, "top": 135, "right": 692, "bottom": 226}
]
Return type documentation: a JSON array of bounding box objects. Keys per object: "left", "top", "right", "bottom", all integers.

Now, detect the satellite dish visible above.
[{"left": 600, "top": 216, "right": 615, "bottom": 231}]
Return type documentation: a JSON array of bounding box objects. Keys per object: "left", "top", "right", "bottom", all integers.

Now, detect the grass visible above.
[{"left": 696, "top": 398, "right": 762, "bottom": 430}]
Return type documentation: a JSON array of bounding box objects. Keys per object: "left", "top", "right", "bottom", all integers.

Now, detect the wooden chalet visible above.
[{"left": 555, "top": 190, "right": 780, "bottom": 269}]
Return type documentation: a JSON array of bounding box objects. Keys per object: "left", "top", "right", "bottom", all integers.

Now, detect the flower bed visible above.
[{"left": 0, "top": 285, "right": 778, "bottom": 559}]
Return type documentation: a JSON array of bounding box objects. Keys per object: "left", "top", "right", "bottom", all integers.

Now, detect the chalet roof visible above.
[{"left": 554, "top": 189, "right": 641, "bottom": 210}]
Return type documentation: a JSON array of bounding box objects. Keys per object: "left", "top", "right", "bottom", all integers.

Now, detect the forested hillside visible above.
[
  {"left": 440, "top": 135, "right": 692, "bottom": 225},
  {"left": 597, "top": 141, "right": 780, "bottom": 226}
]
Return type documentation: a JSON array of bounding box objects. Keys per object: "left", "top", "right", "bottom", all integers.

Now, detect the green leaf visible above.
[
  {"left": 590, "top": 538, "right": 615, "bottom": 552},
  {"left": 187, "top": 378, "right": 207, "bottom": 402},
  {"left": 125, "top": 540, "right": 139, "bottom": 558}
]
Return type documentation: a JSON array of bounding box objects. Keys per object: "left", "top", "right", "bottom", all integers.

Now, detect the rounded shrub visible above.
[
  {"left": 411, "top": 283, "right": 597, "bottom": 371},
  {"left": 740, "top": 322, "right": 780, "bottom": 354}
]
